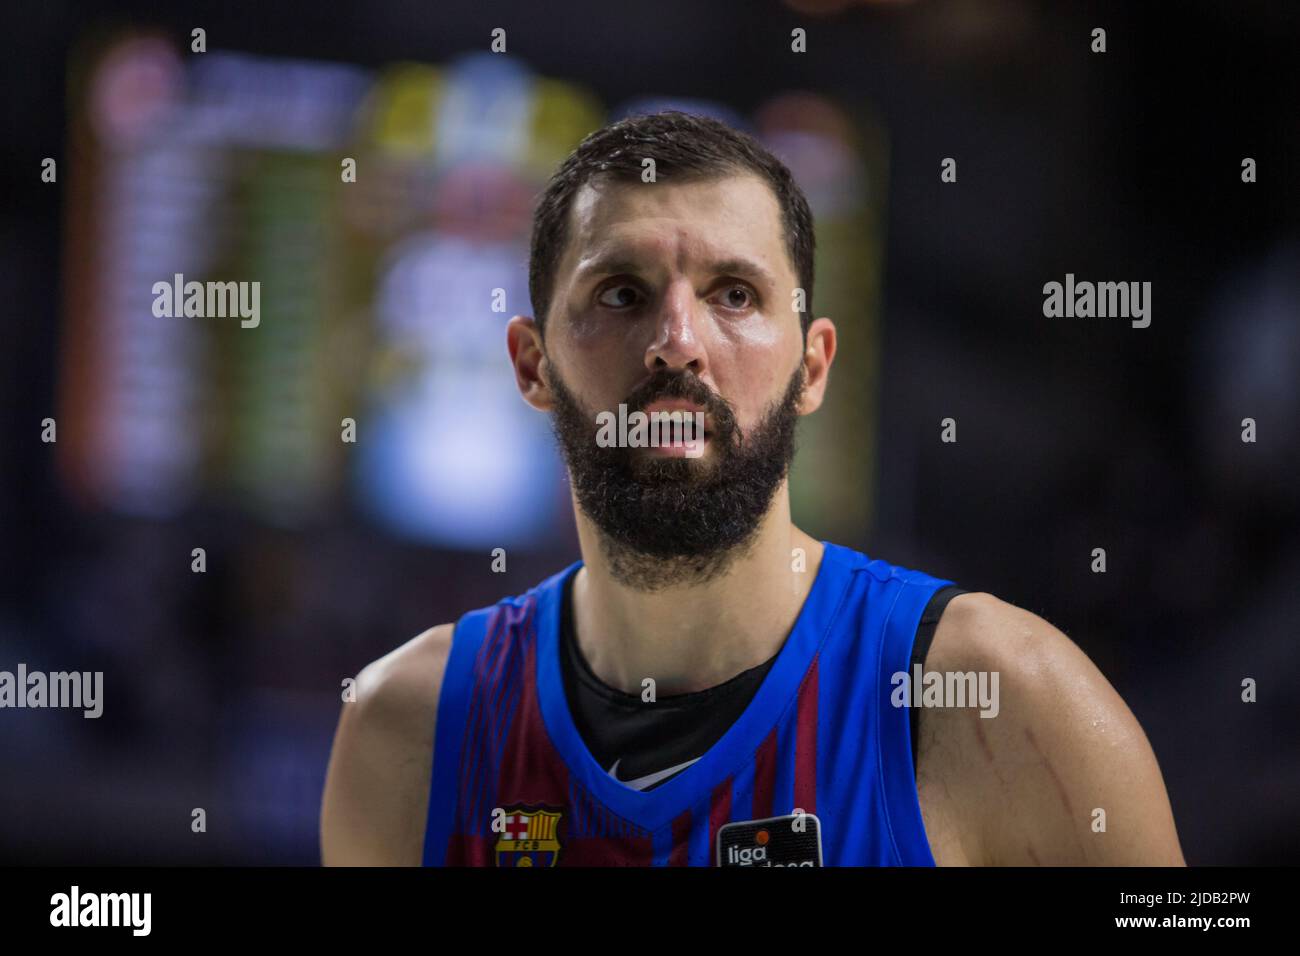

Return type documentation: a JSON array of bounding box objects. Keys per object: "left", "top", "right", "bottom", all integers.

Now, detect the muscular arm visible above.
[
  {"left": 917, "top": 594, "right": 1185, "bottom": 866},
  {"left": 320, "top": 624, "right": 453, "bottom": 866}
]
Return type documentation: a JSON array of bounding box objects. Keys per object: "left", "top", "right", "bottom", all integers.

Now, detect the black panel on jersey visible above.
[
  {"left": 560, "top": 568, "right": 967, "bottom": 791},
  {"left": 559, "top": 568, "right": 780, "bottom": 791},
  {"left": 909, "top": 586, "right": 969, "bottom": 777}
]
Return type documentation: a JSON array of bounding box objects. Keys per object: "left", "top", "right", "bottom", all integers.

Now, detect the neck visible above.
[{"left": 570, "top": 487, "right": 825, "bottom": 696}]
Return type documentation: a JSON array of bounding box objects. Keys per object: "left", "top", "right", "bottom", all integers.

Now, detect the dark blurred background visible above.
[{"left": 1, "top": 0, "right": 1297, "bottom": 864}]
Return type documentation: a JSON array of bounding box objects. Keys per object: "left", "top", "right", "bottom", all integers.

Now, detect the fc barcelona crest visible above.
[{"left": 494, "top": 807, "right": 563, "bottom": 867}]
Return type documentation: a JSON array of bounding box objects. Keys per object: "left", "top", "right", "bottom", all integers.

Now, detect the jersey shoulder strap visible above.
[
  {"left": 908, "top": 585, "right": 970, "bottom": 776},
  {"left": 857, "top": 555, "right": 958, "bottom": 864},
  {"left": 421, "top": 562, "right": 580, "bottom": 866}
]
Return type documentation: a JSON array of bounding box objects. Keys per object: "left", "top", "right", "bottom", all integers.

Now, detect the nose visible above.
[{"left": 644, "top": 277, "right": 706, "bottom": 376}]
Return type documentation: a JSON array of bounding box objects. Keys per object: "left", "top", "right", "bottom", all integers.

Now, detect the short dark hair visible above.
[{"left": 528, "top": 110, "right": 815, "bottom": 341}]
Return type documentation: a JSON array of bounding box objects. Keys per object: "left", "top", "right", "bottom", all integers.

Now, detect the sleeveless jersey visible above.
[{"left": 421, "top": 541, "right": 954, "bottom": 866}]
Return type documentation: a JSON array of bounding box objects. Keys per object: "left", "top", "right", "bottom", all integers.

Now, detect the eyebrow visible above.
[{"left": 574, "top": 251, "right": 778, "bottom": 289}]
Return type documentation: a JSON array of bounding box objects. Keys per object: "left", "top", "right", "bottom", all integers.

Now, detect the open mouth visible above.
[
  {"left": 644, "top": 427, "right": 710, "bottom": 457},
  {"left": 642, "top": 399, "right": 710, "bottom": 424}
]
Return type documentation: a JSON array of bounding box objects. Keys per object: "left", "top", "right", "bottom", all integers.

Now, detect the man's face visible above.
[{"left": 537, "top": 173, "right": 811, "bottom": 578}]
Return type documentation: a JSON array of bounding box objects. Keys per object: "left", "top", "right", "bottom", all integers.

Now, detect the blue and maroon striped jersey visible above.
[{"left": 421, "top": 541, "right": 954, "bottom": 866}]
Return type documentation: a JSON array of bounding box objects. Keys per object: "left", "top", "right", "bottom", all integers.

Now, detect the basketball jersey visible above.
[{"left": 421, "top": 541, "right": 955, "bottom": 866}]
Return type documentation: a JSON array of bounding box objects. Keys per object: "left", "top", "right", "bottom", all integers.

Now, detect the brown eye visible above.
[
  {"left": 720, "top": 286, "right": 752, "bottom": 309},
  {"left": 597, "top": 285, "right": 641, "bottom": 308}
]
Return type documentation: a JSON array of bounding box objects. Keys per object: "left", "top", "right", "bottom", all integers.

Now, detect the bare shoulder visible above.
[
  {"left": 916, "top": 593, "right": 1185, "bottom": 866},
  {"left": 320, "top": 623, "right": 455, "bottom": 866}
]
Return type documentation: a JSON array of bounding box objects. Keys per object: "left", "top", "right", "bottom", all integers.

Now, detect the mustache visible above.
[{"left": 621, "top": 370, "right": 735, "bottom": 428}]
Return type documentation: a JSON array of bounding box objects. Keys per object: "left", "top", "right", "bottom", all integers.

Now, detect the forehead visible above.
[{"left": 558, "top": 173, "right": 792, "bottom": 284}]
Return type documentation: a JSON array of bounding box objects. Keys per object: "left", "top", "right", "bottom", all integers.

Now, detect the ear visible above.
[
  {"left": 507, "top": 315, "right": 554, "bottom": 412},
  {"left": 796, "top": 316, "right": 836, "bottom": 415}
]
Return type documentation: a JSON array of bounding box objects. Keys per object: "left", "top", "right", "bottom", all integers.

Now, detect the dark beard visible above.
[{"left": 546, "top": 358, "right": 805, "bottom": 592}]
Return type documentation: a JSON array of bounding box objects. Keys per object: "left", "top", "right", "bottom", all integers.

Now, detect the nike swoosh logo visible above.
[{"left": 606, "top": 756, "right": 702, "bottom": 791}]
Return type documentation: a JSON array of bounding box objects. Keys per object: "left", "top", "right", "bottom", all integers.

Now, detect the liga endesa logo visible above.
[
  {"left": 716, "top": 813, "right": 824, "bottom": 867},
  {"left": 725, "top": 829, "right": 804, "bottom": 866}
]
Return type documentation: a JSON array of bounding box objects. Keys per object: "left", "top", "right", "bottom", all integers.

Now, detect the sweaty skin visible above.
[{"left": 321, "top": 174, "right": 1186, "bottom": 867}]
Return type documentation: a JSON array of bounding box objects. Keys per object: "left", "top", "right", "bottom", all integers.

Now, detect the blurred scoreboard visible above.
[{"left": 59, "top": 34, "right": 888, "bottom": 549}]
